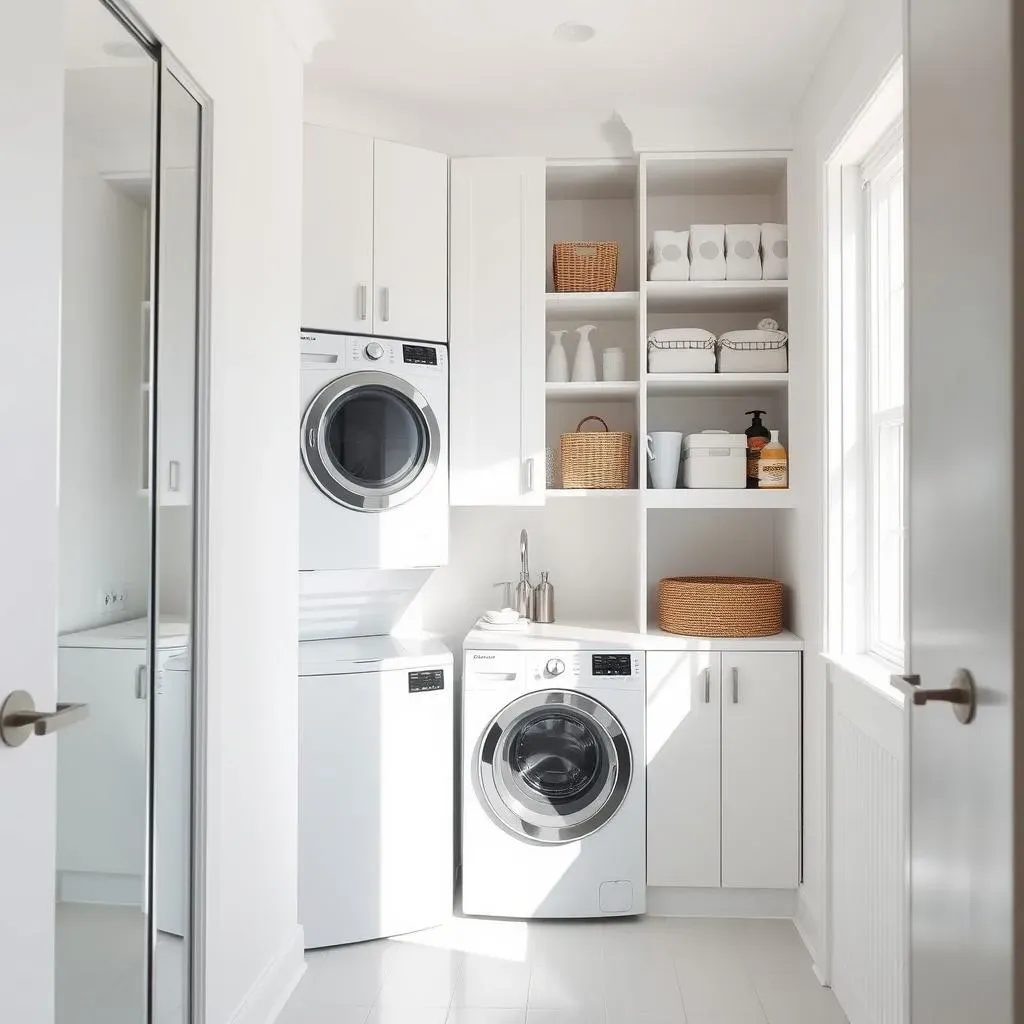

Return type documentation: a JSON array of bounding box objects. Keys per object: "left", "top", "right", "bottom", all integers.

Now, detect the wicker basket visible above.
[
  {"left": 560, "top": 416, "right": 632, "bottom": 489},
  {"left": 658, "top": 576, "right": 784, "bottom": 637},
  {"left": 552, "top": 241, "right": 619, "bottom": 292}
]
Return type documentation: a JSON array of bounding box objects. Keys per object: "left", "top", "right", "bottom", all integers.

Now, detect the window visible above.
[
  {"left": 863, "top": 128, "right": 905, "bottom": 663},
  {"left": 825, "top": 65, "right": 906, "bottom": 671}
]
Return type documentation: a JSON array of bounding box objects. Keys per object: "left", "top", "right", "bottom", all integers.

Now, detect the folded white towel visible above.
[
  {"left": 476, "top": 615, "right": 529, "bottom": 632},
  {"left": 482, "top": 608, "right": 521, "bottom": 625}
]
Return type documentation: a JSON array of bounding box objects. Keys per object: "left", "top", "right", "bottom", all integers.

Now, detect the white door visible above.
[
  {"left": 372, "top": 139, "right": 448, "bottom": 343},
  {"left": 645, "top": 651, "right": 721, "bottom": 887},
  {"left": 0, "top": 3, "right": 63, "bottom": 1021},
  {"left": 903, "top": 0, "right": 1016, "bottom": 1019},
  {"left": 301, "top": 124, "right": 374, "bottom": 333},
  {"left": 449, "top": 157, "right": 546, "bottom": 505},
  {"left": 720, "top": 652, "right": 800, "bottom": 889}
]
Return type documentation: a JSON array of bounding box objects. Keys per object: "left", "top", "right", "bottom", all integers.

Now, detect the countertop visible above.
[{"left": 464, "top": 619, "right": 804, "bottom": 652}]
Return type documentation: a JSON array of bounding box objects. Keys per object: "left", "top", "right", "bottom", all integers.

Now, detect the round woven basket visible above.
[
  {"left": 658, "top": 576, "right": 784, "bottom": 637},
  {"left": 560, "top": 416, "right": 632, "bottom": 489}
]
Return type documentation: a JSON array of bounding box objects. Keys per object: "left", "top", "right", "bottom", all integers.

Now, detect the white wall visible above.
[
  {"left": 786, "top": 0, "right": 902, "bottom": 971},
  {"left": 58, "top": 133, "right": 150, "bottom": 633},
  {"left": 113, "top": 1, "right": 307, "bottom": 1021},
  {"left": 305, "top": 84, "right": 794, "bottom": 157}
]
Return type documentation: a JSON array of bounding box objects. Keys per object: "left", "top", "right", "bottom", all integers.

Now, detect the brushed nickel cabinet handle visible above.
[{"left": 732, "top": 667, "right": 739, "bottom": 704}]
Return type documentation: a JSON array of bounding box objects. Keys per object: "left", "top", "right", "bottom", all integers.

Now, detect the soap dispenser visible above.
[
  {"left": 744, "top": 410, "right": 771, "bottom": 489},
  {"left": 533, "top": 571, "right": 555, "bottom": 624}
]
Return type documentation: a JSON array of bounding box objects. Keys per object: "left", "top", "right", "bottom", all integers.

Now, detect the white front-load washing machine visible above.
[
  {"left": 299, "top": 635, "right": 454, "bottom": 948},
  {"left": 461, "top": 647, "right": 646, "bottom": 919},
  {"left": 300, "top": 330, "right": 449, "bottom": 571}
]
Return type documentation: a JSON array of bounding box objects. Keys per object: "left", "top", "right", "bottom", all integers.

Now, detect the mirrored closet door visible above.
[{"left": 56, "top": 1, "right": 207, "bottom": 1021}]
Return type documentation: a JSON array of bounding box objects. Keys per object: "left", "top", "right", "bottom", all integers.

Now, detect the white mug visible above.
[{"left": 646, "top": 432, "right": 684, "bottom": 489}]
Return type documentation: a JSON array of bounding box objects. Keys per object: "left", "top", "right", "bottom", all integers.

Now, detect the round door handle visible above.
[
  {"left": 546, "top": 658, "right": 565, "bottom": 677},
  {"left": 364, "top": 341, "right": 385, "bottom": 361}
]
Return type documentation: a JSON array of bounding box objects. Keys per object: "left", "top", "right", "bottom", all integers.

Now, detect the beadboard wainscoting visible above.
[{"left": 827, "top": 660, "right": 907, "bottom": 1024}]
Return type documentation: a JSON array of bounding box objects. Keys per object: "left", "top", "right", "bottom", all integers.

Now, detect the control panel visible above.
[
  {"left": 592, "top": 654, "right": 634, "bottom": 677},
  {"left": 408, "top": 669, "right": 445, "bottom": 693},
  {"left": 403, "top": 344, "right": 439, "bottom": 366}
]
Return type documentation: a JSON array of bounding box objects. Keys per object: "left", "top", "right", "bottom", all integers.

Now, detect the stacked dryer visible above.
[{"left": 297, "top": 330, "right": 453, "bottom": 948}]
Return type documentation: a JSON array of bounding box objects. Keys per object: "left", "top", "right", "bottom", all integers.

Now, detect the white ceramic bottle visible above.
[
  {"left": 547, "top": 330, "right": 569, "bottom": 383},
  {"left": 572, "top": 324, "right": 598, "bottom": 383}
]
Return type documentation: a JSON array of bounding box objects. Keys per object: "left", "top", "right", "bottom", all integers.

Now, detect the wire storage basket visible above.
[
  {"left": 658, "top": 576, "right": 784, "bottom": 637},
  {"left": 560, "top": 416, "right": 632, "bottom": 489},
  {"left": 552, "top": 241, "right": 619, "bottom": 292}
]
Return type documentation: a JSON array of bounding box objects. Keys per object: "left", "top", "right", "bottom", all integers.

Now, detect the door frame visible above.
[{"left": 96, "top": 3, "right": 213, "bottom": 1021}]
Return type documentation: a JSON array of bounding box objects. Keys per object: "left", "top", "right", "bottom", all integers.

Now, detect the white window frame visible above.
[{"left": 825, "top": 63, "right": 906, "bottom": 674}]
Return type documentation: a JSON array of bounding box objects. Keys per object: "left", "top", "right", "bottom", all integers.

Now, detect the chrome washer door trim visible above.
[
  {"left": 301, "top": 370, "right": 440, "bottom": 511},
  {"left": 478, "top": 689, "right": 633, "bottom": 844}
]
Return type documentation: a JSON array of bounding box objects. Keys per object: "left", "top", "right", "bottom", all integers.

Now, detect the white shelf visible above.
[
  {"left": 546, "top": 488, "right": 639, "bottom": 499},
  {"left": 643, "top": 625, "right": 805, "bottom": 651},
  {"left": 646, "top": 372, "right": 789, "bottom": 397},
  {"left": 546, "top": 381, "right": 640, "bottom": 402},
  {"left": 645, "top": 488, "right": 795, "bottom": 510},
  {"left": 646, "top": 280, "right": 788, "bottom": 313},
  {"left": 546, "top": 291, "right": 639, "bottom": 320}
]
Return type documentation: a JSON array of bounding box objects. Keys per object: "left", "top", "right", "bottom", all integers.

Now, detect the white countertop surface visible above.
[
  {"left": 58, "top": 616, "right": 190, "bottom": 651},
  {"left": 464, "top": 619, "right": 804, "bottom": 652}
]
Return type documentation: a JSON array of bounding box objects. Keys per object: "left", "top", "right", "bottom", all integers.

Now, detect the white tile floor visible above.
[{"left": 280, "top": 916, "right": 848, "bottom": 1024}]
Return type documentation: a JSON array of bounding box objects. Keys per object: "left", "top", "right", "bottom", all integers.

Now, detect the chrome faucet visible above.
[{"left": 514, "top": 529, "right": 534, "bottom": 620}]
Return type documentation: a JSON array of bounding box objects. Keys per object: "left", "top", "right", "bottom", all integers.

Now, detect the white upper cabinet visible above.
[
  {"left": 302, "top": 126, "right": 448, "bottom": 343},
  {"left": 450, "top": 157, "right": 546, "bottom": 506},
  {"left": 721, "top": 651, "right": 801, "bottom": 889},
  {"left": 372, "top": 139, "right": 449, "bottom": 344},
  {"left": 646, "top": 651, "right": 722, "bottom": 888},
  {"left": 302, "top": 125, "right": 375, "bottom": 334}
]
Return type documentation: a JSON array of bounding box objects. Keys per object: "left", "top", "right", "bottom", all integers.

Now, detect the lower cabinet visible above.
[{"left": 646, "top": 649, "right": 800, "bottom": 890}]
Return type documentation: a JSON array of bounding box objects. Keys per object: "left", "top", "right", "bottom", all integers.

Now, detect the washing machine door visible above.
[
  {"left": 301, "top": 370, "right": 441, "bottom": 511},
  {"left": 478, "top": 689, "right": 633, "bottom": 844}
]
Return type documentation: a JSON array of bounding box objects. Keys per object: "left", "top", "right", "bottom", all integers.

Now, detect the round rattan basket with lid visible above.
[{"left": 658, "top": 576, "right": 784, "bottom": 637}]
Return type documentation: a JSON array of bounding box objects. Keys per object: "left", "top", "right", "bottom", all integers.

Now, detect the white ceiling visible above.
[{"left": 309, "top": 0, "right": 849, "bottom": 118}]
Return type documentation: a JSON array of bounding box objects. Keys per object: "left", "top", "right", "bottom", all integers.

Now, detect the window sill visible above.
[{"left": 822, "top": 650, "right": 905, "bottom": 708}]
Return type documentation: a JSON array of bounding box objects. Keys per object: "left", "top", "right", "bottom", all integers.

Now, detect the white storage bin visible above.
[
  {"left": 648, "top": 328, "right": 717, "bottom": 373},
  {"left": 761, "top": 223, "right": 789, "bottom": 280},
  {"left": 683, "top": 431, "right": 747, "bottom": 489},
  {"left": 718, "top": 327, "right": 789, "bottom": 373},
  {"left": 726, "top": 224, "right": 763, "bottom": 280},
  {"left": 689, "top": 224, "right": 726, "bottom": 281},
  {"left": 649, "top": 229, "right": 690, "bottom": 281}
]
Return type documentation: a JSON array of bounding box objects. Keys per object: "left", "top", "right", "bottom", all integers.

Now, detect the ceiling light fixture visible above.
[{"left": 553, "top": 21, "right": 596, "bottom": 44}]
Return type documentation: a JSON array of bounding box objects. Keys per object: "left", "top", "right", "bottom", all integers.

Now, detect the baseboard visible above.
[
  {"left": 794, "top": 886, "right": 828, "bottom": 984},
  {"left": 228, "top": 926, "right": 306, "bottom": 1024},
  {"left": 647, "top": 887, "right": 798, "bottom": 918}
]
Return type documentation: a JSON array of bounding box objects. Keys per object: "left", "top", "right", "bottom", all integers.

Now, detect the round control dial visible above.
[
  {"left": 364, "top": 341, "right": 385, "bottom": 361},
  {"left": 545, "top": 658, "right": 566, "bottom": 677}
]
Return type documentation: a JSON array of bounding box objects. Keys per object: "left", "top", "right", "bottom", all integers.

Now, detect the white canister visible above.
[
  {"left": 682, "top": 431, "right": 747, "bottom": 489},
  {"left": 603, "top": 347, "right": 626, "bottom": 382},
  {"left": 646, "top": 432, "right": 684, "bottom": 489}
]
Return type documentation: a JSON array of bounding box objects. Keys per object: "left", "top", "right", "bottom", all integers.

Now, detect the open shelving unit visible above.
[{"left": 541, "top": 151, "right": 795, "bottom": 633}]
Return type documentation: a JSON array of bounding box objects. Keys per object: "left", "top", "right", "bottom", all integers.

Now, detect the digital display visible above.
[
  {"left": 403, "top": 344, "right": 438, "bottom": 366},
  {"left": 592, "top": 655, "right": 633, "bottom": 677},
  {"left": 409, "top": 670, "right": 445, "bottom": 693}
]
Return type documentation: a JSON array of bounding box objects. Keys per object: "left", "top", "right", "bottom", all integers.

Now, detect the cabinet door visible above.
[
  {"left": 302, "top": 124, "right": 374, "bottom": 333},
  {"left": 372, "top": 139, "right": 448, "bottom": 343},
  {"left": 646, "top": 651, "right": 722, "bottom": 887},
  {"left": 721, "top": 651, "right": 800, "bottom": 889},
  {"left": 156, "top": 166, "right": 197, "bottom": 506},
  {"left": 449, "top": 157, "right": 545, "bottom": 505},
  {"left": 56, "top": 647, "right": 149, "bottom": 903}
]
